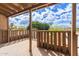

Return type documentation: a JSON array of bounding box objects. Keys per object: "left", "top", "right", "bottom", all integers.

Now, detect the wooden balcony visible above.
[
  {"left": 0, "top": 30, "right": 78, "bottom": 56},
  {"left": 0, "top": 3, "right": 77, "bottom": 56}
]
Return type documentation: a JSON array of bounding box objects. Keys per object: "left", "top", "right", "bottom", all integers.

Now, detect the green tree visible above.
[{"left": 27, "top": 21, "right": 50, "bottom": 30}]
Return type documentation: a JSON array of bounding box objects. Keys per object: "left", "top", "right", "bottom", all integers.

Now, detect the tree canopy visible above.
[{"left": 27, "top": 21, "right": 50, "bottom": 30}]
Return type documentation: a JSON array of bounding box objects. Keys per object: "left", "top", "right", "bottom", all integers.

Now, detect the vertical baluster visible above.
[
  {"left": 43, "top": 31, "right": 46, "bottom": 48},
  {"left": 47, "top": 31, "right": 49, "bottom": 50},
  {"left": 35, "top": 31, "right": 36, "bottom": 39},
  {"left": 12, "top": 30, "right": 13, "bottom": 41},
  {"left": 68, "top": 32, "right": 71, "bottom": 55},
  {"left": 18, "top": 30, "right": 20, "bottom": 39},
  {"left": 40, "top": 31, "right": 43, "bottom": 47},
  {"left": 9, "top": 30, "right": 10, "bottom": 42},
  {"left": 19, "top": 30, "right": 20, "bottom": 39},
  {"left": 17, "top": 30, "right": 18, "bottom": 39},
  {"left": 10, "top": 30, "right": 12, "bottom": 41},
  {"left": 27, "top": 30, "right": 28, "bottom": 38},
  {"left": 34, "top": 31, "right": 35, "bottom": 39},
  {"left": 16, "top": 31, "right": 18, "bottom": 39},
  {"left": 54, "top": 32, "right": 57, "bottom": 51},
  {"left": 24, "top": 30, "right": 25, "bottom": 38},
  {"left": 21, "top": 30, "right": 23, "bottom": 39},
  {"left": 14, "top": 30, "right": 15, "bottom": 40},
  {"left": 39, "top": 31, "right": 41, "bottom": 47},
  {"left": 51, "top": 32, "right": 53, "bottom": 49},
  {"left": 42, "top": 32, "right": 44, "bottom": 47},
  {"left": 49, "top": 32, "right": 51, "bottom": 45},
  {"left": 22, "top": 30, "right": 24, "bottom": 39},
  {"left": 14, "top": 30, "right": 16, "bottom": 40},
  {"left": 21, "top": 30, "right": 22, "bottom": 39},
  {"left": 18, "top": 30, "right": 19, "bottom": 39},
  {"left": 57, "top": 32, "right": 61, "bottom": 51},
  {"left": 23, "top": 30, "right": 24, "bottom": 38},
  {"left": 33, "top": 31, "right": 34, "bottom": 39},
  {"left": 62, "top": 32, "right": 66, "bottom": 54},
  {"left": 63, "top": 32, "right": 66, "bottom": 47},
  {"left": 15, "top": 30, "right": 17, "bottom": 40},
  {"left": 37, "top": 31, "right": 39, "bottom": 47},
  {"left": 11, "top": 30, "right": 12, "bottom": 41},
  {"left": 12, "top": 30, "right": 14, "bottom": 41},
  {"left": 20, "top": 30, "right": 21, "bottom": 39}
]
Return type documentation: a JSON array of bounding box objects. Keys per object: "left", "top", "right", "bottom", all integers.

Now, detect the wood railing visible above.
[
  {"left": 0, "top": 29, "right": 37, "bottom": 43},
  {"left": 0, "top": 30, "right": 78, "bottom": 55},
  {"left": 8, "top": 30, "right": 29, "bottom": 41},
  {"left": 37, "top": 30, "right": 72, "bottom": 55},
  {"left": 32, "top": 30, "right": 37, "bottom": 39},
  {"left": 0, "top": 30, "right": 8, "bottom": 44}
]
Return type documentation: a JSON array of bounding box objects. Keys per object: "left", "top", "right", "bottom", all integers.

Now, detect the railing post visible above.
[
  {"left": 37, "top": 31, "right": 39, "bottom": 47},
  {"left": 71, "top": 3, "right": 77, "bottom": 56},
  {"left": 29, "top": 9, "right": 32, "bottom": 53}
]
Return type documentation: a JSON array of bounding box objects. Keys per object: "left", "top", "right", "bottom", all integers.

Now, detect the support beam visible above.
[
  {"left": 12, "top": 3, "right": 24, "bottom": 10},
  {"left": 0, "top": 4, "right": 16, "bottom": 13},
  {"left": 71, "top": 3, "right": 77, "bottom": 56},
  {"left": 8, "top": 3, "right": 57, "bottom": 17},
  {"left": 29, "top": 9, "right": 32, "bottom": 53},
  {"left": 0, "top": 5, "right": 13, "bottom": 14},
  {"left": 0, "top": 10, "right": 9, "bottom": 16},
  {"left": 4, "top": 3, "right": 19, "bottom": 12}
]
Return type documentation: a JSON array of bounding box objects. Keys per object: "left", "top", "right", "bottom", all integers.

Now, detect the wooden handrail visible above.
[
  {"left": 36, "top": 30, "right": 72, "bottom": 55},
  {"left": 8, "top": 30, "right": 29, "bottom": 41}
]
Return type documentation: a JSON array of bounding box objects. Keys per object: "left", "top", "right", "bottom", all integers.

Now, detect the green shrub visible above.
[{"left": 27, "top": 21, "right": 50, "bottom": 30}]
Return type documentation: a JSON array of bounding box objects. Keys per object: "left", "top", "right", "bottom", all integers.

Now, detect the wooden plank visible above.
[
  {"left": 34, "top": 31, "right": 35, "bottom": 39},
  {"left": 0, "top": 10, "right": 9, "bottom": 16},
  {"left": 57, "top": 32, "right": 61, "bottom": 51},
  {"left": 19, "top": 3, "right": 31, "bottom": 9},
  {"left": 37, "top": 32, "right": 40, "bottom": 47},
  {"left": 11, "top": 3, "right": 22, "bottom": 11},
  {"left": 68, "top": 32, "right": 71, "bottom": 55},
  {"left": 47, "top": 32, "right": 49, "bottom": 49},
  {"left": 44, "top": 31, "right": 47, "bottom": 48},
  {"left": 5, "top": 3, "right": 20, "bottom": 12},
  {"left": 62, "top": 32, "right": 66, "bottom": 47},
  {"left": 71, "top": 3, "right": 77, "bottom": 56},
  {"left": 53, "top": 32, "right": 57, "bottom": 51},
  {"left": 62, "top": 32, "right": 67, "bottom": 54},
  {"left": 12, "top": 3, "right": 24, "bottom": 10},
  {"left": 51, "top": 32, "right": 53, "bottom": 49},
  {"left": 40, "top": 32, "right": 43, "bottom": 47},
  {"left": 8, "top": 3, "right": 57, "bottom": 17},
  {"left": 0, "top": 4, "right": 16, "bottom": 13},
  {"left": 29, "top": 9, "right": 32, "bottom": 52},
  {"left": 0, "top": 5, "right": 13, "bottom": 14}
]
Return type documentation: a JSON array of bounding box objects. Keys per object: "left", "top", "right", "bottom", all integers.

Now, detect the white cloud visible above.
[
  {"left": 54, "top": 8, "right": 65, "bottom": 15},
  {"left": 64, "top": 4, "right": 72, "bottom": 11}
]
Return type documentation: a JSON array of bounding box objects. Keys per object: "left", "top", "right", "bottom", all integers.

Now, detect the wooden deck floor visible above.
[{"left": 0, "top": 39, "right": 64, "bottom": 56}]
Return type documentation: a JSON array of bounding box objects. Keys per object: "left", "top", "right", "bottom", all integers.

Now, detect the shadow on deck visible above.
[{"left": 0, "top": 38, "right": 65, "bottom": 56}]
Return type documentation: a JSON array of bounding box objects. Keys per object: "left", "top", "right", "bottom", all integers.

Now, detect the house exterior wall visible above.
[
  {"left": 0, "top": 14, "right": 8, "bottom": 44},
  {"left": 0, "top": 14, "right": 8, "bottom": 30}
]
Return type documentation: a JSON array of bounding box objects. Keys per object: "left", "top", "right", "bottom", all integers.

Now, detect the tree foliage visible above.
[{"left": 27, "top": 21, "right": 50, "bottom": 30}]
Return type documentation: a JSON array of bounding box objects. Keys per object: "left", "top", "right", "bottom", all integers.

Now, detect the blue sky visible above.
[{"left": 9, "top": 3, "right": 79, "bottom": 28}]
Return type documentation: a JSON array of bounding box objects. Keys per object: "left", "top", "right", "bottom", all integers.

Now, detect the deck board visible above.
[{"left": 0, "top": 39, "right": 64, "bottom": 56}]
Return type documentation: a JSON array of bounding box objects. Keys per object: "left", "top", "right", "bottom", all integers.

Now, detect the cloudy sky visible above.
[{"left": 9, "top": 3, "right": 79, "bottom": 28}]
